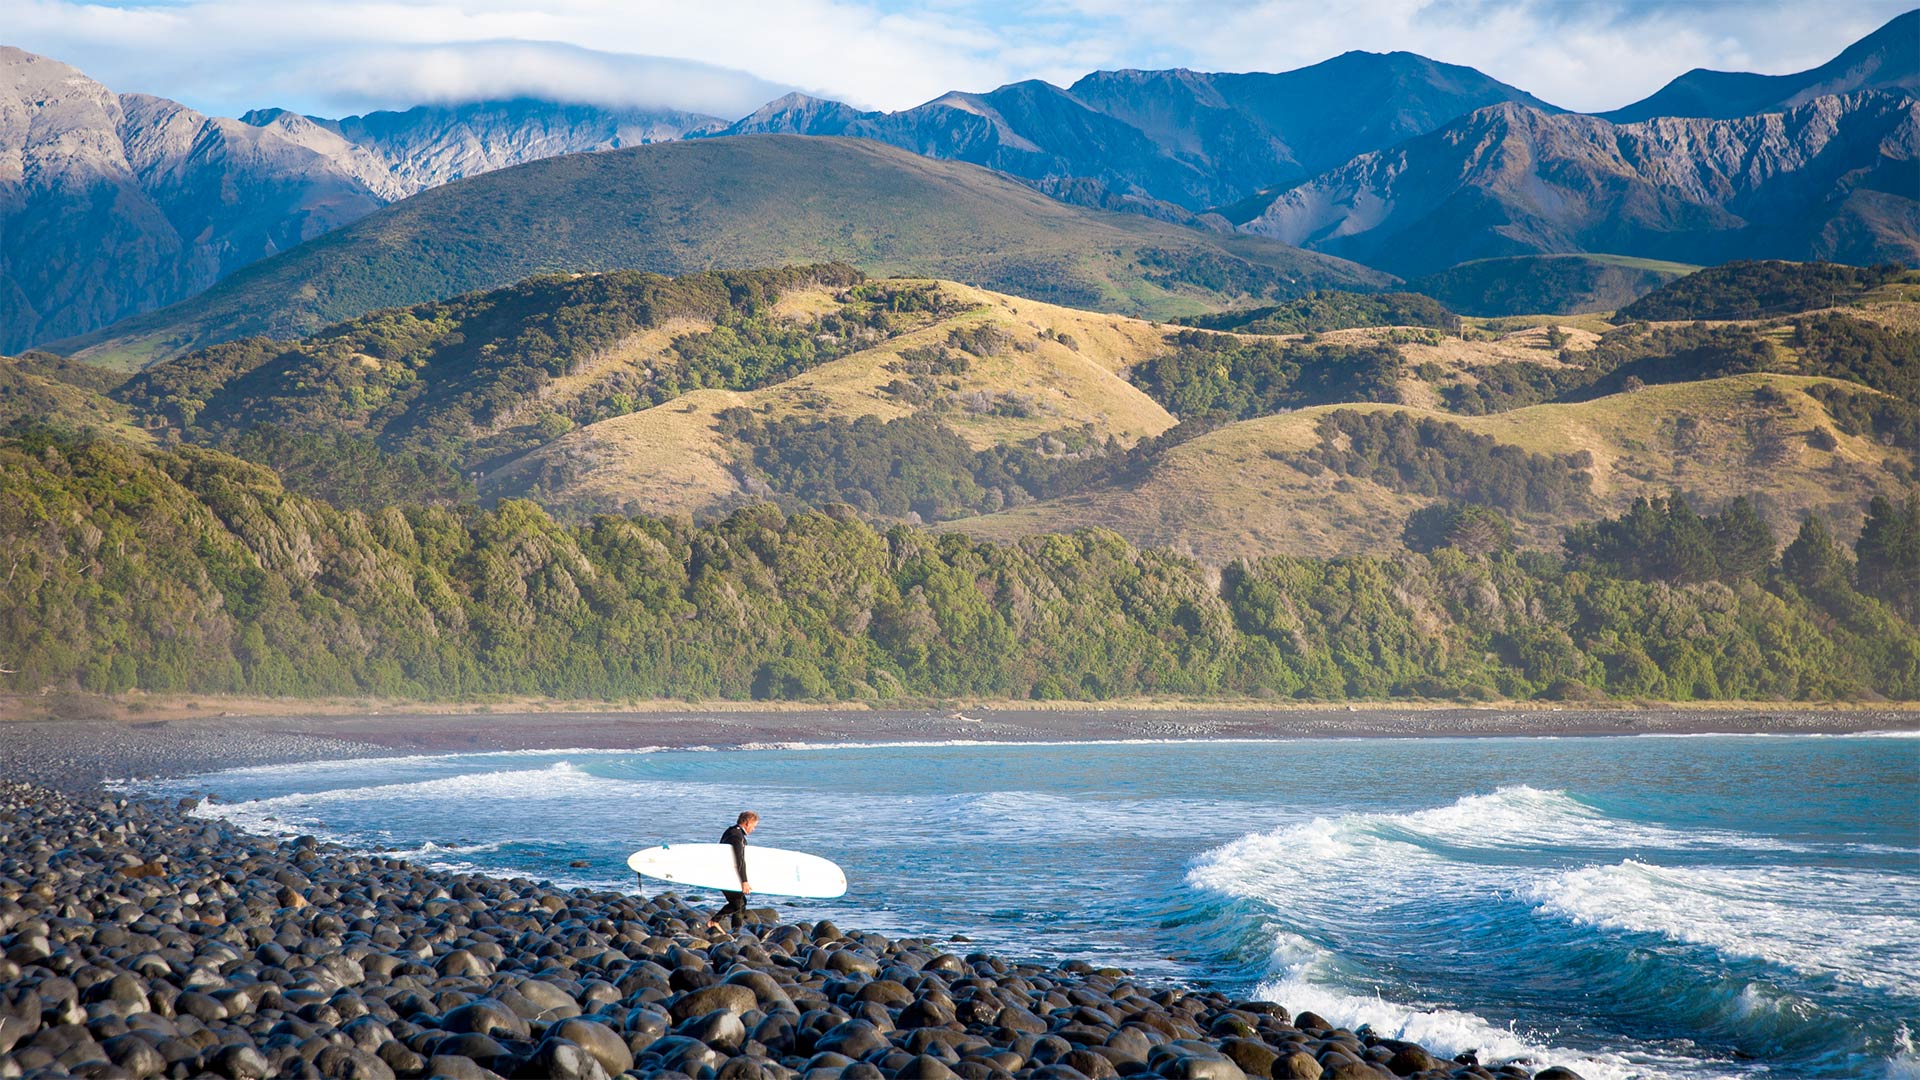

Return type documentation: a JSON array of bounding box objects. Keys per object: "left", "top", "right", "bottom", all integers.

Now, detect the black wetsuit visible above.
[{"left": 710, "top": 824, "right": 750, "bottom": 930}]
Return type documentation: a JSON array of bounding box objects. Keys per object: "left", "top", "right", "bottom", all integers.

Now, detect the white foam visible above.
[
  {"left": 1889, "top": 1023, "right": 1919, "bottom": 1080},
  {"left": 1185, "top": 786, "right": 1801, "bottom": 915},
  {"left": 1251, "top": 931, "right": 1652, "bottom": 1080},
  {"left": 1525, "top": 860, "right": 1920, "bottom": 996}
]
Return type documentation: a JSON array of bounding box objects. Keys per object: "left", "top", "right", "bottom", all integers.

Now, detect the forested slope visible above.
[{"left": 3, "top": 432, "right": 1915, "bottom": 703}]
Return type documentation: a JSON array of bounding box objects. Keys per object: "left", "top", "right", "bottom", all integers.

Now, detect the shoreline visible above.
[
  {"left": 0, "top": 706, "right": 1912, "bottom": 793},
  {"left": 7, "top": 690, "right": 1919, "bottom": 726}
]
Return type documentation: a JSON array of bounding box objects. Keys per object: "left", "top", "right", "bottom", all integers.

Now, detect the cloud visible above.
[
  {"left": 299, "top": 41, "right": 793, "bottom": 118},
  {"left": 1, "top": 0, "right": 1911, "bottom": 121}
]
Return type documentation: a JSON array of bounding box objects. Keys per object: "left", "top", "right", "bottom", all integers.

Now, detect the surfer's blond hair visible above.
[{"left": 737, "top": 811, "right": 759, "bottom": 826}]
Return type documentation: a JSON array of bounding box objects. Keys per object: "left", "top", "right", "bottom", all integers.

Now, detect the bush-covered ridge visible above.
[
  {"left": 1441, "top": 314, "right": 1919, "bottom": 415},
  {"left": 1130, "top": 331, "right": 1404, "bottom": 422},
  {"left": 1617, "top": 261, "right": 1914, "bottom": 322},
  {"left": 1405, "top": 254, "right": 1695, "bottom": 318},
  {"left": 3, "top": 432, "right": 1914, "bottom": 703},
  {"left": 115, "top": 265, "right": 885, "bottom": 461},
  {"left": 1171, "top": 291, "right": 1459, "bottom": 335}
]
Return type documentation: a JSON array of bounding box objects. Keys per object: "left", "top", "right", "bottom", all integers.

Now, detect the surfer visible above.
[{"left": 706, "top": 811, "right": 757, "bottom": 933}]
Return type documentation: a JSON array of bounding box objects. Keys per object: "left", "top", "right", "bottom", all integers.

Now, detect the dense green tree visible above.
[
  {"left": 1710, "top": 497, "right": 1778, "bottom": 582},
  {"left": 1402, "top": 503, "right": 1516, "bottom": 555},
  {"left": 1781, "top": 515, "right": 1855, "bottom": 599},
  {"left": 1131, "top": 332, "right": 1403, "bottom": 422},
  {"left": 1568, "top": 494, "right": 1776, "bottom": 585},
  {"left": 1309, "top": 411, "right": 1591, "bottom": 515},
  {"left": 1856, "top": 492, "right": 1920, "bottom": 620}
]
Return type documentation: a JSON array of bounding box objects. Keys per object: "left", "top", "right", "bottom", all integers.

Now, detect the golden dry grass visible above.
[
  {"left": 953, "top": 374, "right": 1912, "bottom": 564},
  {"left": 498, "top": 281, "right": 1179, "bottom": 516}
]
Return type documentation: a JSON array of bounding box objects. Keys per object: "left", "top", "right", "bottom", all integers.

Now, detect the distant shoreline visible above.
[
  {"left": 6, "top": 689, "right": 1919, "bottom": 723},
  {"left": 0, "top": 699, "right": 1911, "bottom": 793}
]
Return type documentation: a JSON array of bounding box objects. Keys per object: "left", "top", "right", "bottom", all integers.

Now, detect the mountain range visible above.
[
  {"left": 4, "top": 10, "right": 1918, "bottom": 356},
  {"left": 1238, "top": 91, "right": 1920, "bottom": 276},
  {"left": 57, "top": 135, "right": 1386, "bottom": 369},
  {"left": 0, "top": 49, "right": 724, "bottom": 353}
]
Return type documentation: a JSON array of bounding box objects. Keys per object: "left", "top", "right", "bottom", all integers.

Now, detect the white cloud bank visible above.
[{"left": 2, "top": 0, "right": 1912, "bottom": 121}]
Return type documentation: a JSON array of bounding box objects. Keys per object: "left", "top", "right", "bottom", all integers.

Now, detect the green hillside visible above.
[
  {"left": 1616, "top": 260, "right": 1918, "bottom": 322},
  {"left": 56, "top": 135, "right": 1389, "bottom": 370},
  {"left": 1407, "top": 254, "right": 1698, "bottom": 317},
  {"left": 0, "top": 353, "right": 143, "bottom": 441},
  {"left": 3, "top": 431, "right": 1915, "bottom": 702}
]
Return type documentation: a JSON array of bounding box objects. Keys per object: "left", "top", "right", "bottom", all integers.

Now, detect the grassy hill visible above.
[
  {"left": 950, "top": 374, "right": 1913, "bottom": 562},
  {"left": 492, "top": 283, "right": 1181, "bottom": 517},
  {"left": 482, "top": 278, "right": 1916, "bottom": 555},
  {"left": 1406, "top": 254, "right": 1699, "bottom": 317},
  {"left": 0, "top": 353, "right": 145, "bottom": 441},
  {"left": 56, "top": 135, "right": 1389, "bottom": 370},
  {"left": 67, "top": 260, "right": 1918, "bottom": 569}
]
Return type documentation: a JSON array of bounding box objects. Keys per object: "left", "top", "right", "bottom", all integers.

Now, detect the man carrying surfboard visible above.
[{"left": 706, "top": 811, "right": 757, "bottom": 933}]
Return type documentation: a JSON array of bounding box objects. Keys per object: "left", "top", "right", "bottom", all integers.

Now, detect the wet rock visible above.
[
  {"left": 442, "top": 1002, "right": 531, "bottom": 1042},
  {"left": 814, "top": 1019, "right": 888, "bottom": 1060},
  {"left": 895, "top": 1054, "right": 961, "bottom": 1080},
  {"left": 437, "top": 951, "right": 492, "bottom": 979},
  {"left": 649, "top": 1034, "right": 727, "bottom": 1075},
  {"left": 433, "top": 1032, "right": 514, "bottom": 1072},
  {"left": 209, "top": 1044, "right": 273, "bottom": 1080},
  {"left": 677, "top": 1009, "right": 748, "bottom": 1055},
  {"left": 1151, "top": 1048, "right": 1248, "bottom": 1080},
  {"left": 897, "top": 997, "right": 957, "bottom": 1030},
  {"left": 544, "top": 1019, "right": 632, "bottom": 1076},
  {"left": 1063, "top": 1050, "right": 1120, "bottom": 1079},
  {"left": 672, "top": 984, "right": 760, "bottom": 1022},
  {"left": 1272, "top": 1052, "right": 1323, "bottom": 1080},
  {"left": 520, "top": 1037, "right": 610, "bottom": 1080},
  {"left": 427, "top": 1053, "right": 506, "bottom": 1080},
  {"left": 1385, "top": 1046, "right": 1436, "bottom": 1076},
  {"left": 99, "top": 1033, "right": 166, "bottom": 1079},
  {"left": 512, "top": 981, "right": 580, "bottom": 1021},
  {"left": 1220, "top": 1040, "right": 1277, "bottom": 1079},
  {"left": 824, "top": 951, "right": 879, "bottom": 979},
  {"left": 314, "top": 1045, "right": 396, "bottom": 1080}
]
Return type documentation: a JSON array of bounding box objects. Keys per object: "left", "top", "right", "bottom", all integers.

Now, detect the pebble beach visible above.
[{"left": 2, "top": 707, "right": 1912, "bottom": 1080}]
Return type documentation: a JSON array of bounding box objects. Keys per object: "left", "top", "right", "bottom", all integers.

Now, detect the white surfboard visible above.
[{"left": 627, "top": 843, "right": 848, "bottom": 898}]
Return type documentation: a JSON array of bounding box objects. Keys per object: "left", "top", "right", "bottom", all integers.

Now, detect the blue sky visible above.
[{"left": 4, "top": 0, "right": 1913, "bottom": 120}]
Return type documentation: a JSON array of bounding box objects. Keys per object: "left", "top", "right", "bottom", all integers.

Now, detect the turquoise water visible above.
[{"left": 139, "top": 734, "right": 1919, "bottom": 1080}]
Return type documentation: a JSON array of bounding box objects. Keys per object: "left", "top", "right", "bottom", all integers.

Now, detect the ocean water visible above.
[{"left": 133, "top": 733, "right": 1919, "bottom": 1080}]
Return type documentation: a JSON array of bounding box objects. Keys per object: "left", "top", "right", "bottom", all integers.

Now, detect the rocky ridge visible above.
[
  {"left": 0, "top": 49, "right": 394, "bottom": 354},
  {"left": 241, "top": 102, "right": 726, "bottom": 196},
  {"left": 1238, "top": 90, "right": 1920, "bottom": 275},
  {"left": 706, "top": 53, "right": 1555, "bottom": 212},
  {"left": 1600, "top": 9, "right": 1918, "bottom": 122},
  {"left": 0, "top": 49, "right": 723, "bottom": 354}
]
